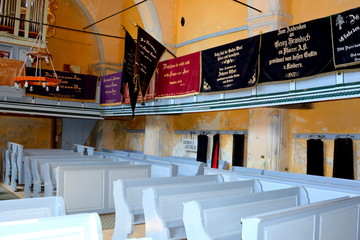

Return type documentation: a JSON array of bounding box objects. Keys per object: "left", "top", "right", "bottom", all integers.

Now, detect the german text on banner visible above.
[
  {"left": 331, "top": 7, "right": 360, "bottom": 68},
  {"left": 25, "top": 68, "right": 98, "bottom": 102},
  {"left": 259, "top": 17, "right": 335, "bottom": 83},
  {"left": 100, "top": 72, "right": 122, "bottom": 106},
  {"left": 121, "top": 29, "right": 138, "bottom": 117},
  {"left": 135, "top": 27, "right": 166, "bottom": 100},
  {"left": 156, "top": 52, "right": 200, "bottom": 98},
  {"left": 200, "top": 35, "right": 260, "bottom": 92}
]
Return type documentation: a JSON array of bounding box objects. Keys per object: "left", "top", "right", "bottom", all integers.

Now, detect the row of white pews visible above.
[
  {"left": 142, "top": 180, "right": 262, "bottom": 240},
  {"left": 0, "top": 196, "right": 103, "bottom": 240},
  {"left": 205, "top": 167, "right": 360, "bottom": 202},
  {"left": 2, "top": 142, "right": 96, "bottom": 191},
  {"left": 110, "top": 167, "right": 360, "bottom": 240},
  {"left": 112, "top": 174, "right": 225, "bottom": 239},
  {"left": 23, "top": 155, "right": 109, "bottom": 197},
  {"left": 241, "top": 196, "right": 360, "bottom": 240},
  {"left": 97, "top": 148, "right": 208, "bottom": 177},
  {"left": 183, "top": 187, "right": 309, "bottom": 240}
]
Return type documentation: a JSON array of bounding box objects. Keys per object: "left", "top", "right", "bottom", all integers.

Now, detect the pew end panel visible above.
[
  {"left": 0, "top": 196, "right": 66, "bottom": 222},
  {"left": 241, "top": 196, "right": 360, "bottom": 240},
  {"left": 56, "top": 165, "right": 151, "bottom": 214},
  {"left": 0, "top": 213, "right": 103, "bottom": 240},
  {"left": 112, "top": 174, "right": 225, "bottom": 240}
]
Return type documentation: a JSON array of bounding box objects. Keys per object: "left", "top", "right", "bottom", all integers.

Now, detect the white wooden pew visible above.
[
  {"left": 232, "top": 166, "right": 360, "bottom": 188},
  {"left": 113, "top": 174, "right": 224, "bottom": 240},
  {"left": 0, "top": 212, "right": 103, "bottom": 240},
  {"left": 99, "top": 148, "right": 130, "bottom": 157},
  {"left": 171, "top": 155, "right": 228, "bottom": 170},
  {"left": 241, "top": 196, "right": 360, "bottom": 240},
  {"left": 23, "top": 155, "right": 106, "bottom": 197},
  {"left": 183, "top": 187, "right": 309, "bottom": 240},
  {"left": 43, "top": 160, "right": 131, "bottom": 197},
  {"left": 56, "top": 164, "right": 151, "bottom": 214},
  {"left": 146, "top": 155, "right": 206, "bottom": 176},
  {"left": 11, "top": 149, "right": 83, "bottom": 190},
  {"left": 204, "top": 168, "right": 360, "bottom": 202},
  {"left": 131, "top": 158, "right": 178, "bottom": 177},
  {"left": 0, "top": 196, "right": 66, "bottom": 222},
  {"left": 142, "top": 180, "right": 262, "bottom": 240},
  {"left": 73, "top": 144, "right": 95, "bottom": 155}
]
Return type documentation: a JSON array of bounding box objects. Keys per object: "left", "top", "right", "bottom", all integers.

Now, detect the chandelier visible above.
[{"left": 13, "top": 0, "right": 60, "bottom": 92}]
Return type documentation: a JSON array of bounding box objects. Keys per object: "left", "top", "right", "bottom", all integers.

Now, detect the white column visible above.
[{"left": 246, "top": 0, "right": 292, "bottom": 36}]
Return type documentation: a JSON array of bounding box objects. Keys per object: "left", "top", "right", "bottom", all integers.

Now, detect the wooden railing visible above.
[{"left": 0, "top": 0, "right": 48, "bottom": 39}]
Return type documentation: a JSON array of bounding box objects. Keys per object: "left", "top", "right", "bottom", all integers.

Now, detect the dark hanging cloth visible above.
[
  {"left": 121, "top": 29, "right": 139, "bottom": 118},
  {"left": 232, "top": 134, "right": 245, "bottom": 167},
  {"left": 333, "top": 138, "right": 354, "bottom": 180},
  {"left": 306, "top": 139, "right": 324, "bottom": 176},
  {"left": 211, "top": 134, "right": 220, "bottom": 169},
  {"left": 196, "top": 135, "right": 208, "bottom": 163}
]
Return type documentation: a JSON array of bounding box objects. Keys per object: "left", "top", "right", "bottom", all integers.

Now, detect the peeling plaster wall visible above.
[
  {"left": 0, "top": 116, "right": 54, "bottom": 149},
  {"left": 290, "top": 98, "right": 360, "bottom": 179}
]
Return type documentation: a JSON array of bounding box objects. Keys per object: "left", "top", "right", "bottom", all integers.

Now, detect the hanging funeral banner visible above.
[
  {"left": 156, "top": 52, "right": 201, "bottom": 98},
  {"left": 0, "top": 59, "right": 24, "bottom": 86},
  {"left": 123, "top": 73, "right": 155, "bottom": 104},
  {"left": 100, "top": 72, "right": 122, "bottom": 106},
  {"left": 135, "top": 27, "right": 166, "bottom": 101},
  {"left": 200, "top": 35, "right": 260, "bottom": 92},
  {"left": 259, "top": 17, "right": 335, "bottom": 83},
  {"left": 121, "top": 29, "right": 139, "bottom": 117},
  {"left": 25, "top": 68, "right": 98, "bottom": 101},
  {"left": 331, "top": 7, "right": 360, "bottom": 68}
]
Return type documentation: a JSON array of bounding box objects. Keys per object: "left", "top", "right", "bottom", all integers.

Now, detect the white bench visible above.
[
  {"left": 0, "top": 212, "right": 103, "bottom": 240},
  {"left": 204, "top": 167, "right": 360, "bottom": 202},
  {"left": 23, "top": 155, "right": 107, "bottom": 197},
  {"left": 241, "top": 196, "right": 360, "bottom": 240},
  {"left": 146, "top": 155, "right": 206, "bottom": 176},
  {"left": 99, "top": 148, "right": 131, "bottom": 157},
  {"left": 142, "top": 180, "right": 262, "bottom": 240},
  {"left": 171, "top": 155, "right": 228, "bottom": 170},
  {"left": 183, "top": 187, "right": 309, "bottom": 240},
  {"left": 132, "top": 158, "right": 178, "bottom": 177},
  {"left": 113, "top": 174, "right": 224, "bottom": 240},
  {"left": 43, "top": 160, "right": 131, "bottom": 197},
  {"left": 73, "top": 144, "right": 95, "bottom": 155},
  {"left": 0, "top": 196, "right": 66, "bottom": 222},
  {"left": 56, "top": 164, "right": 151, "bottom": 214},
  {"left": 231, "top": 166, "right": 265, "bottom": 175}
]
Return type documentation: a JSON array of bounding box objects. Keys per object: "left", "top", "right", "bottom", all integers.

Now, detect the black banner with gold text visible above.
[
  {"left": 259, "top": 17, "right": 334, "bottom": 83},
  {"left": 201, "top": 35, "right": 260, "bottom": 92},
  {"left": 331, "top": 7, "right": 360, "bottom": 68},
  {"left": 25, "top": 68, "right": 98, "bottom": 101}
]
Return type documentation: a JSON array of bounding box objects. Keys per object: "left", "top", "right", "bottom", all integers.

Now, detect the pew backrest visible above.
[
  {"left": 241, "top": 196, "right": 360, "bottom": 240},
  {"left": 56, "top": 164, "right": 151, "bottom": 214},
  {"left": 204, "top": 167, "right": 360, "bottom": 202},
  {"left": 43, "top": 160, "right": 131, "bottom": 197},
  {"left": 142, "top": 180, "right": 261, "bottom": 240},
  {"left": 112, "top": 174, "right": 224, "bottom": 240},
  {"left": 0, "top": 213, "right": 102, "bottom": 240},
  {"left": 132, "top": 158, "right": 178, "bottom": 177},
  {"left": 0, "top": 196, "right": 66, "bottom": 222},
  {"left": 183, "top": 187, "right": 309, "bottom": 240}
]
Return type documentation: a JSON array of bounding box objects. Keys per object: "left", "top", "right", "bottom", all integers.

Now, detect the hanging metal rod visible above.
[
  {"left": 83, "top": 0, "right": 148, "bottom": 30},
  {"left": 232, "top": 0, "right": 262, "bottom": 13},
  {"left": 0, "top": 14, "right": 124, "bottom": 39}
]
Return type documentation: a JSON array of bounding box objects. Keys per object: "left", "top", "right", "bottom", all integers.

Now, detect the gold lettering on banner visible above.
[{"left": 162, "top": 60, "right": 191, "bottom": 87}]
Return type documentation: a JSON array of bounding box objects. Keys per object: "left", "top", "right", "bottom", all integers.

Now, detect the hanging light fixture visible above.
[{"left": 13, "top": 0, "right": 60, "bottom": 92}]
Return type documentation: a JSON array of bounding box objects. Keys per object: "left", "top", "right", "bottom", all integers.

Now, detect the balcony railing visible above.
[{"left": 0, "top": 0, "right": 48, "bottom": 40}]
